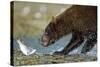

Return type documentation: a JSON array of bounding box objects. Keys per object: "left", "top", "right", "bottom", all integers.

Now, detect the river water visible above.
[{"left": 13, "top": 33, "right": 97, "bottom": 56}]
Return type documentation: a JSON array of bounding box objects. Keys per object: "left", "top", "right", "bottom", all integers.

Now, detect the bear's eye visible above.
[
  {"left": 46, "top": 31, "right": 52, "bottom": 35},
  {"left": 45, "top": 27, "right": 51, "bottom": 34}
]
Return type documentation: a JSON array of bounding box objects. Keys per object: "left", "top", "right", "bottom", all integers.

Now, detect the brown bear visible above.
[{"left": 41, "top": 5, "right": 97, "bottom": 55}]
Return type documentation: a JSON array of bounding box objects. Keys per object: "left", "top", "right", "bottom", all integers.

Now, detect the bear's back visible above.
[{"left": 57, "top": 5, "right": 97, "bottom": 34}]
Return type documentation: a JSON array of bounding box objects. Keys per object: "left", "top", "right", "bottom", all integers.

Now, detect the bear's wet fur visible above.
[{"left": 41, "top": 5, "right": 97, "bottom": 55}]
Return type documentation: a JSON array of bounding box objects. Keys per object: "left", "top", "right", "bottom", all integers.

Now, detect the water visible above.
[
  {"left": 13, "top": 33, "right": 97, "bottom": 56},
  {"left": 68, "top": 39, "right": 87, "bottom": 55},
  {"left": 13, "top": 33, "right": 72, "bottom": 54}
]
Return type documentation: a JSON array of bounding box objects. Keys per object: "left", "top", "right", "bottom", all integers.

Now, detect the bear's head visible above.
[{"left": 41, "top": 16, "right": 61, "bottom": 47}]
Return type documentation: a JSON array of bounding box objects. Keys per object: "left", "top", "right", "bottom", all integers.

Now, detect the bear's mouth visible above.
[
  {"left": 41, "top": 35, "right": 50, "bottom": 47},
  {"left": 41, "top": 35, "right": 55, "bottom": 47}
]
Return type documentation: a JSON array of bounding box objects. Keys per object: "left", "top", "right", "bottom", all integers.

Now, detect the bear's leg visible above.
[
  {"left": 81, "top": 32, "right": 97, "bottom": 53},
  {"left": 54, "top": 32, "right": 84, "bottom": 55}
]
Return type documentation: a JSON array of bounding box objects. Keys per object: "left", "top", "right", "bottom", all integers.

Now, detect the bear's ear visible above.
[{"left": 52, "top": 16, "right": 57, "bottom": 24}]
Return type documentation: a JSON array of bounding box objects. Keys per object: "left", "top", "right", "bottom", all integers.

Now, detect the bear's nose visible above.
[{"left": 41, "top": 35, "right": 50, "bottom": 47}]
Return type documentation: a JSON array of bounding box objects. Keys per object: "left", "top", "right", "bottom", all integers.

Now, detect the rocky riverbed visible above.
[{"left": 13, "top": 50, "right": 97, "bottom": 66}]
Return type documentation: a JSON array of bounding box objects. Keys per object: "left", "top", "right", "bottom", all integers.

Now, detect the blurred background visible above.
[{"left": 13, "top": 1, "right": 72, "bottom": 38}]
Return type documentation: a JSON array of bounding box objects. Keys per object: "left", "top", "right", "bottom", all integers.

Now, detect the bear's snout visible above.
[{"left": 41, "top": 34, "right": 50, "bottom": 47}]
